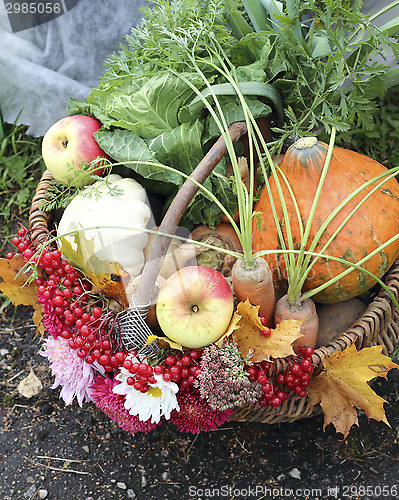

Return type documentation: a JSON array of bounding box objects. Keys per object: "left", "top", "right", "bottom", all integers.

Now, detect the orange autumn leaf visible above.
[
  {"left": 0, "top": 255, "right": 44, "bottom": 336},
  {"left": 307, "top": 344, "right": 399, "bottom": 438},
  {"left": 233, "top": 299, "right": 303, "bottom": 362},
  {"left": 146, "top": 334, "right": 183, "bottom": 351},
  {"left": 0, "top": 255, "right": 37, "bottom": 306},
  {"left": 216, "top": 311, "right": 242, "bottom": 347}
]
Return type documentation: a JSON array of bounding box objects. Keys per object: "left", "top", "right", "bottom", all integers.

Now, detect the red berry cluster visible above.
[
  {"left": 120, "top": 349, "right": 203, "bottom": 393},
  {"left": 29, "top": 244, "right": 127, "bottom": 372},
  {"left": 276, "top": 346, "right": 315, "bottom": 399},
  {"left": 7, "top": 225, "right": 34, "bottom": 261},
  {"left": 246, "top": 346, "right": 315, "bottom": 408},
  {"left": 122, "top": 353, "right": 157, "bottom": 393},
  {"left": 162, "top": 350, "right": 202, "bottom": 389}
]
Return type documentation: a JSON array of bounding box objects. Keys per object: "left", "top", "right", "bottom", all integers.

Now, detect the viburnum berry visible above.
[
  {"left": 261, "top": 328, "right": 271, "bottom": 337},
  {"left": 304, "top": 347, "right": 314, "bottom": 357},
  {"left": 138, "top": 363, "right": 148, "bottom": 376},
  {"left": 301, "top": 358, "right": 313, "bottom": 372},
  {"left": 276, "top": 373, "right": 286, "bottom": 385},
  {"left": 92, "top": 307, "right": 103, "bottom": 319},
  {"left": 99, "top": 354, "right": 110, "bottom": 366},
  {"left": 290, "top": 363, "right": 303, "bottom": 377},
  {"left": 163, "top": 372, "right": 172, "bottom": 382},
  {"left": 257, "top": 373, "right": 268, "bottom": 385},
  {"left": 77, "top": 349, "right": 87, "bottom": 359},
  {"left": 154, "top": 365, "right": 164, "bottom": 375},
  {"left": 115, "top": 351, "right": 126, "bottom": 363},
  {"left": 181, "top": 355, "right": 191, "bottom": 366},
  {"left": 165, "top": 355, "right": 176, "bottom": 366},
  {"left": 276, "top": 390, "right": 289, "bottom": 401},
  {"left": 269, "top": 397, "right": 282, "bottom": 407},
  {"left": 134, "top": 381, "right": 143, "bottom": 391},
  {"left": 170, "top": 366, "right": 181, "bottom": 378},
  {"left": 189, "top": 349, "right": 200, "bottom": 360}
]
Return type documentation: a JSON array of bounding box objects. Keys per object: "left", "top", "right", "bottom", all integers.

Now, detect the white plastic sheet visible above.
[{"left": 0, "top": 0, "right": 148, "bottom": 136}]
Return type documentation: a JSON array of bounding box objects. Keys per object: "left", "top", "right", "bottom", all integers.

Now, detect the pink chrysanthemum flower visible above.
[
  {"left": 91, "top": 375, "right": 159, "bottom": 434},
  {"left": 40, "top": 336, "right": 95, "bottom": 406},
  {"left": 42, "top": 302, "right": 63, "bottom": 338},
  {"left": 170, "top": 391, "right": 232, "bottom": 434}
]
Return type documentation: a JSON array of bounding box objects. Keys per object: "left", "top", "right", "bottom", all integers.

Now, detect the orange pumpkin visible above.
[{"left": 252, "top": 136, "right": 399, "bottom": 303}]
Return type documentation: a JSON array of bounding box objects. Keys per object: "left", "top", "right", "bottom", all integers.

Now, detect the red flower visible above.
[
  {"left": 90, "top": 376, "right": 159, "bottom": 434},
  {"left": 170, "top": 391, "right": 232, "bottom": 434}
]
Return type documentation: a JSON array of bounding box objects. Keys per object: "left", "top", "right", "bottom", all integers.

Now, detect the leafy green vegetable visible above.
[
  {"left": 68, "top": 0, "right": 276, "bottom": 228},
  {"left": 67, "top": 0, "right": 399, "bottom": 228}
]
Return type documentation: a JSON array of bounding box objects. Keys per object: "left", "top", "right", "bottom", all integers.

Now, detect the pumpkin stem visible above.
[{"left": 293, "top": 136, "right": 318, "bottom": 150}]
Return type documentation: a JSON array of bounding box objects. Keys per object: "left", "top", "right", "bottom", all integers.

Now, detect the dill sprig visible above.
[{"left": 102, "top": 0, "right": 235, "bottom": 82}]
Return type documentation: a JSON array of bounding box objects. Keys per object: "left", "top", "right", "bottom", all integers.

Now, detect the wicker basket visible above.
[{"left": 29, "top": 122, "right": 399, "bottom": 425}]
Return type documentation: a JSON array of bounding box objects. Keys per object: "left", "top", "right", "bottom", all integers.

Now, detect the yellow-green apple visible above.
[
  {"left": 156, "top": 266, "right": 234, "bottom": 348},
  {"left": 41, "top": 115, "right": 109, "bottom": 186}
]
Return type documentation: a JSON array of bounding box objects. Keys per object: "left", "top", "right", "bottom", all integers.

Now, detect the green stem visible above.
[
  {"left": 347, "top": 0, "right": 399, "bottom": 44},
  {"left": 286, "top": 129, "right": 335, "bottom": 303},
  {"left": 253, "top": 245, "right": 399, "bottom": 312},
  {"left": 292, "top": 166, "right": 399, "bottom": 298}
]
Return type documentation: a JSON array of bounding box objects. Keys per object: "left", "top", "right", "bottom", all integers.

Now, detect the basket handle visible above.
[
  {"left": 29, "top": 169, "right": 54, "bottom": 247},
  {"left": 134, "top": 121, "right": 248, "bottom": 307}
]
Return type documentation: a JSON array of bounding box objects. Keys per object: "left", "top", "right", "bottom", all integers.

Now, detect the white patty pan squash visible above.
[{"left": 57, "top": 174, "right": 152, "bottom": 276}]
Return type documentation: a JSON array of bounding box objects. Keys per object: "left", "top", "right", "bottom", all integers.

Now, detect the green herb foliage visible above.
[
  {"left": 336, "top": 85, "right": 399, "bottom": 168},
  {"left": 67, "top": 0, "right": 274, "bottom": 228},
  {"left": 237, "top": 0, "right": 399, "bottom": 147}
]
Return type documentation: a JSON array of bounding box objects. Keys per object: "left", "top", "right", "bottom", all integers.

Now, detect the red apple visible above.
[
  {"left": 41, "top": 115, "right": 109, "bottom": 186},
  {"left": 156, "top": 266, "right": 234, "bottom": 348}
]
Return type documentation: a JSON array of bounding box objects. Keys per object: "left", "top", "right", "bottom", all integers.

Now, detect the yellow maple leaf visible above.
[
  {"left": 0, "top": 255, "right": 45, "bottom": 337},
  {"left": 307, "top": 344, "right": 399, "bottom": 438},
  {"left": 146, "top": 334, "right": 183, "bottom": 351},
  {"left": 0, "top": 255, "right": 37, "bottom": 306},
  {"left": 233, "top": 299, "right": 303, "bottom": 362},
  {"left": 216, "top": 311, "right": 242, "bottom": 347}
]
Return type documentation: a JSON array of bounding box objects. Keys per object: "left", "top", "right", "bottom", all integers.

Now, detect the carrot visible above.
[
  {"left": 232, "top": 257, "right": 275, "bottom": 327},
  {"left": 190, "top": 222, "right": 243, "bottom": 277},
  {"left": 274, "top": 294, "right": 319, "bottom": 354}
]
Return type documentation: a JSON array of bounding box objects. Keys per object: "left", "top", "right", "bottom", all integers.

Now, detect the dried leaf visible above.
[
  {"left": 60, "top": 233, "right": 130, "bottom": 307},
  {"left": 307, "top": 344, "right": 399, "bottom": 438},
  {"left": 32, "top": 308, "right": 45, "bottom": 338},
  {"left": 233, "top": 299, "right": 303, "bottom": 362},
  {"left": 17, "top": 369, "right": 43, "bottom": 398},
  {"left": 216, "top": 311, "right": 242, "bottom": 347},
  {"left": 146, "top": 334, "right": 183, "bottom": 351},
  {"left": 0, "top": 255, "right": 37, "bottom": 306},
  {"left": 0, "top": 256, "right": 44, "bottom": 335}
]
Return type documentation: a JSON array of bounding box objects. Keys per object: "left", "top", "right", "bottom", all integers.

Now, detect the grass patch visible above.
[{"left": 0, "top": 111, "right": 44, "bottom": 242}]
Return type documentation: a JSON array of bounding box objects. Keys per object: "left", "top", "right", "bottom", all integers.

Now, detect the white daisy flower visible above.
[{"left": 113, "top": 365, "right": 179, "bottom": 424}]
